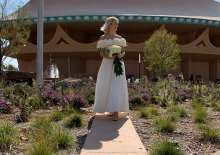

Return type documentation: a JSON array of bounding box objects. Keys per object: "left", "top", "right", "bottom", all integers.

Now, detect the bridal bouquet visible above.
[{"left": 98, "top": 45, "right": 124, "bottom": 77}]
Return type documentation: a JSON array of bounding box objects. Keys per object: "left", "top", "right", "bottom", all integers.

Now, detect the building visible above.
[{"left": 17, "top": 0, "right": 220, "bottom": 81}]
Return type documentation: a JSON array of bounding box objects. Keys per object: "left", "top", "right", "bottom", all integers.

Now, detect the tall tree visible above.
[
  {"left": 0, "top": 0, "right": 31, "bottom": 72},
  {"left": 143, "top": 29, "right": 181, "bottom": 79}
]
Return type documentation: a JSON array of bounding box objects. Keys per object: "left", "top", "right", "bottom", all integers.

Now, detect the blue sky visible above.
[
  {"left": 1, "top": 0, "right": 29, "bottom": 69},
  {"left": 1, "top": 0, "right": 29, "bottom": 14}
]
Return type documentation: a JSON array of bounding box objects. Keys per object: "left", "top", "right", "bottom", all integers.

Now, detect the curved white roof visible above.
[{"left": 22, "top": 0, "right": 220, "bottom": 20}]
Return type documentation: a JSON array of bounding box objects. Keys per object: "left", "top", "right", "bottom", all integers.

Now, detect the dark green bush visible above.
[
  {"left": 129, "top": 96, "right": 145, "bottom": 109},
  {"left": 49, "top": 110, "right": 65, "bottom": 122},
  {"left": 199, "top": 125, "right": 220, "bottom": 143},
  {"left": 153, "top": 116, "right": 176, "bottom": 133},
  {"left": 193, "top": 107, "right": 207, "bottom": 124},
  {"left": 138, "top": 106, "right": 159, "bottom": 119},
  {"left": 0, "top": 121, "right": 17, "bottom": 152},
  {"left": 64, "top": 114, "right": 83, "bottom": 128},
  {"left": 151, "top": 139, "right": 183, "bottom": 155},
  {"left": 53, "top": 127, "right": 74, "bottom": 149}
]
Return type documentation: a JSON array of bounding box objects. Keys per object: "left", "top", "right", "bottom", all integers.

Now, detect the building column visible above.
[
  {"left": 188, "top": 57, "right": 192, "bottom": 79},
  {"left": 67, "top": 56, "right": 71, "bottom": 77},
  {"left": 217, "top": 60, "right": 220, "bottom": 79},
  {"left": 36, "top": 0, "right": 44, "bottom": 87},
  {"left": 209, "top": 60, "right": 218, "bottom": 81}
]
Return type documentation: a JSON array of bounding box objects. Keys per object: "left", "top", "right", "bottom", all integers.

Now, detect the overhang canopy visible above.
[
  {"left": 23, "top": 0, "right": 220, "bottom": 20},
  {"left": 19, "top": 0, "right": 220, "bottom": 27}
]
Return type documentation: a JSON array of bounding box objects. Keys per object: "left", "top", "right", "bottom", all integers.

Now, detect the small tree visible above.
[
  {"left": 143, "top": 29, "right": 181, "bottom": 79},
  {"left": 3, "top": 64, "right": 18, "bottom": 71},
  {"left": 0, "top": 0, "right": 32, "bottom": 72}
]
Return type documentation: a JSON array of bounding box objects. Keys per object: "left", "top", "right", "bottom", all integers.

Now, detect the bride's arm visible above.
[
  {"left": 117, "top": 47, "right": 126, "bottom": 58},
  {"left": 98, "top": 48, "right": 113, "bottom": 59}
]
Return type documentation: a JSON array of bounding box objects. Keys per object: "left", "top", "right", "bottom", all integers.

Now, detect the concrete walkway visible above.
[
  {"left": 80, "top": 113, "right": 148, "bottom": 155},
  {"left": 212, "top": 151, "right": 220, "bottom": 155}
]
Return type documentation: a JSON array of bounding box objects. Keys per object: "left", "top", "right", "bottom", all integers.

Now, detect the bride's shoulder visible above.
[
  {"left": 115, "top": 34, "right": 123, "bottom": 39},
  {"left": 96, "top": 34, "right": 127, "bottom": 48},
  {"left": 115, "top": 35, "right": 127, "bottom": 42},
  {"left": 98, "top": 34, "right": 126, "bottom": 40},
  {"left": 99, "top": 35, "right": 106, "bottom": 40}
]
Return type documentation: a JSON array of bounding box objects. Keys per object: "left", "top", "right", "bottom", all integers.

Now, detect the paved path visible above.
[
  {"left": 212, "top": 151, "right": 220, "bottom": 155},
  {"left": 80, "top": 113, "right": 148, "bottom": 155}
]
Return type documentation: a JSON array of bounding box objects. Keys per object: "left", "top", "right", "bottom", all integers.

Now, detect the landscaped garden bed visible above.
[
  {"left": 129, "top": 77, "right": 220, "bottom": 155},
  {"left": 0, "top": 77, "right": 220, "bottom": 155},
  {"left": 0, "top": 78, "right": 95, "bottom": 155}
]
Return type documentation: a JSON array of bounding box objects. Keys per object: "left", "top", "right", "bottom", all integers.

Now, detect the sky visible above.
[
  {"left": 1, "top": 0, "right": 29, "bottom": 69},
  {"left": 2, "top": 0, "right": 220, "bottom": 69}
]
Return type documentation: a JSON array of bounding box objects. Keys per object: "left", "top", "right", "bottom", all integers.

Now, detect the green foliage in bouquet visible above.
[
  {"left": 113, "top": 56, "right": 123, "bottom": 77},
  {"left": 98, "top": 47, "right": 124, "bottom": 77},
  {"left": 98, "top": 48, "right": 110, "bottom": 58}
]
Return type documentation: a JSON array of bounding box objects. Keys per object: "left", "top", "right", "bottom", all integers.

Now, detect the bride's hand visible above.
[{"left": 112, "top": 53, "right": 118, "bottom": 59}]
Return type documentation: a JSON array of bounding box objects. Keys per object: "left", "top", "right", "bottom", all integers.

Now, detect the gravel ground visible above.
[
  {"left": 1, "top": 104, "right": 220, "bottom": 155},
  {"left": 130, "top": 102, "right": 220, "bottom": 155},
  {"left": 0, "top": 107, "right": 94, "bottom": 155}
]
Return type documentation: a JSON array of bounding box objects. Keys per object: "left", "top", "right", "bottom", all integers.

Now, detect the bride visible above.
[{"left": 93, "top": 16, "right": 129, "bottom": 121}]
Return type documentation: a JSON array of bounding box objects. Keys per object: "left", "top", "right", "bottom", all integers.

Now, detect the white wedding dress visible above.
[{"left": 93, "top": 37, "right": 130, "bottom": 113}]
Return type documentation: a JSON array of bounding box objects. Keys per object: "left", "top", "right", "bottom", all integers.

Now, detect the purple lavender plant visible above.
[
  {"left": 64, "top": 94, "right": 86, "bottom": 109},
  {"left": 177, "top": 88, "right": 192, "bottom": 101},
  {"left": 142, "top": 92, "right": 151, "bottom": 102},
  {"left": 0, "top": 99, "right": 12, "bottom": 114},
  {"left": 41, "top": 87, "right": 61, "bottom": 106}
]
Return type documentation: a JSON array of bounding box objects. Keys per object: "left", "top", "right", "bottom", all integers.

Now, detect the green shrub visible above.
[
  {"left": 62, "top": 107, "right": 82, "bottom": 116},
  {"left": 50, "top": 110, "right": 65, "bottom": 122},
  {"left": 29, "top": 118, "right": 58, "bottom": 155},
  {"left": 211, "top": 101, "right": 220, "bottom": 111},
  {"left": 53, "top": 127, "right": 74, "bottom": 149},
  {"left": 192, "top": 97, "right": 204, "bottom": 109},
  {"left": 129, "top": 96, "right": 145, "bottom": 109},
  {"left": 15, "top": 103, "right": 32, "bottom": 123},
  {"left": 153, "top": 116, "right": 176, "bottom": 133},
  {"left": 86, "top": 91, "right": 95, "bottom": 105},
  {"left": 9, "top": 83, "right": 33, "bottom": 104},
  {"left": 27, "top": 94, "right": 44, "bottom": 110},
  {"left": 177, "top": 107, "right": 187, "bottom": 118},
  {"left": 167, "top": 113, "right": 178, "bottom": 122},
  {"left": 193, "top": 107, "right": 207, "bottom": 123},
  {"left": 28, "top": 136, "right": 55, "bottom": 155},
  {"left": 199, "top": 125, "right": 220, "bottom": 143},
  {"left": 167, "top": 105, "right": 187, "bottom": 118},
  {"left": 138, "top": 106, "right": 159, "bottom": 119},
  {"left": 64, "top": 114, "right": 83, "bottom": 128},
  {"left": 32, "top": 117, "right": 55, "bottom": 136},
  {"left": 150, "top": 139, "right": 183, "bottom": 155},
  {"left": 0, "top": 121, "right": 17, "bottom": 152}
]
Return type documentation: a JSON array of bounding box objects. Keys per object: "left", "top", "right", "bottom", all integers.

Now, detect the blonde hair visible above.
[{"left": 100, "top": 16, "right": 119, "bottom": 33}]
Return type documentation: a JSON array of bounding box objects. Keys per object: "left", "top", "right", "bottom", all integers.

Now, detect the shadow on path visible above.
[{"left": 82, "top": 114, "right": 128, "bottom": 150}]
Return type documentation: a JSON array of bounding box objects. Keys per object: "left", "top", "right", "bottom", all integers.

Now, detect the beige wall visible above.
[
  {"left": 17, "top": 53, "right": 220, "bottom": 81},
  {"left": 85, "top": 59, "right": 101, "bottom": 76},
  {"left": 191, "top": 61, "right": 209, "bottom": 81},
  {"left": 18, "top": 24, "right": 220, "bottom": 81},
  {"left": 217, "top": 60, "right": 220, "bottom": 79}
]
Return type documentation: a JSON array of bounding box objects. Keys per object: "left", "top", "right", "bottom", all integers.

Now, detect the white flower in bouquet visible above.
[{"left": 107, "top": 45, "right": 122, "bottom": 57}]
